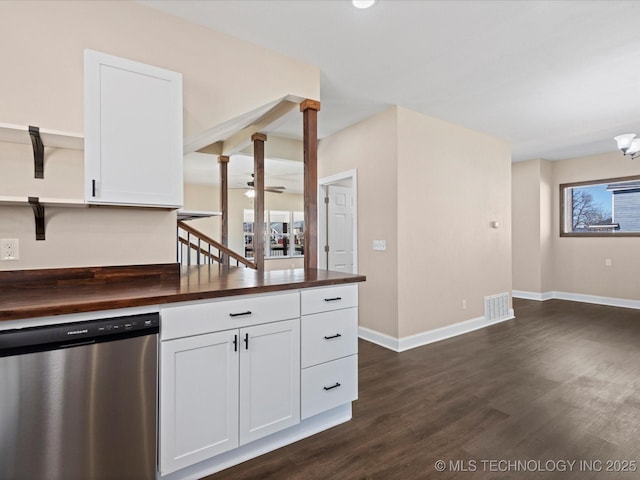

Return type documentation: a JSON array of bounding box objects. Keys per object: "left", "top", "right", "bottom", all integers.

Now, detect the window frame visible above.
[{"left": 559, "top": 174, "right": 640, "bottom": 237}]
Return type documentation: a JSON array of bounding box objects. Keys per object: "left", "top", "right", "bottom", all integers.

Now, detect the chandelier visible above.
[{"left": 614, "top": 134, "right": 640, "bottom": 159}]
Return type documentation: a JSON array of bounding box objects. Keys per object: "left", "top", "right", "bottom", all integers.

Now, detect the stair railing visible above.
[{"left": 177, "top": 220, "right": 257, "bottom": 269}]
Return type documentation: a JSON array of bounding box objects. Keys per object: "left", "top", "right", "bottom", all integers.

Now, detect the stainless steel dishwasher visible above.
[{"left": 0, "top": 312, "right": 159, "bottom": 480}]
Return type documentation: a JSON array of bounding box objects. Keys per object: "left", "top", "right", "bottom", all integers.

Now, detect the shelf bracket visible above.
[
  {"left": 28, "top": 196, "right": 45, "bottom": 241},
  {"left": 28, "top": 125, "right": 44, "bottom": 179}
]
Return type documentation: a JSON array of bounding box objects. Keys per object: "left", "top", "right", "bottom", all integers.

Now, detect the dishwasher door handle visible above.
[{"left": 59, "top": 339, "right": 97, "bottom": 349}]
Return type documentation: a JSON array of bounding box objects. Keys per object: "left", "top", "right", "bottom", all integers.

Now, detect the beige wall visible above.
[
  {"left": 183, "top": 183, "right": 222, "bottom": 241},
  {"left": 539, "top": 159, "right": 554, "bottom": 292},
  {"left": 318, "top": 106, "right": 511, "bottom": 340},
  {"left": 0, "top": 1, "right": 319, "bottom": 138},
  {"left": 318, "top": 107, "right": 399, "bottom": 337},
  {"left": 512, "top": 151, "right": 640, "bottom": 300},
  {"left": 512, "top": 159, "right": 543, "bottom": 292},
  {"left": 0, "top": 1, "right": 318, "bottom": 271},
  {"left": 552, "top": 152, "right": 640, "bottom": 300},
  {"left": 240, "top": 137, "right": 303, "bottom": 162},
  {"left": 396, "top": 108, "right": 512, "bottom": 337}
]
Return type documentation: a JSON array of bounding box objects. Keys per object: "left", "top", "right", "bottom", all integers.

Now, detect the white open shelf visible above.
[
  {"left": 0, "top": 123, "right": 84, "bottom": 150},
  {"left": 0, "top": 196, "right": 85, "bottom": 207},
  {"left": 177, "top": 209, "right": 222, "bottom": 221},
  {"left": 0, "top": 196, "right": 85, "bottom": 241}
]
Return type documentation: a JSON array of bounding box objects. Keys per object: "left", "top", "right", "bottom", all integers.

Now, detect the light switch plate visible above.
[{"left": 373, "top": 240, "right": 386, "bottom": 251}]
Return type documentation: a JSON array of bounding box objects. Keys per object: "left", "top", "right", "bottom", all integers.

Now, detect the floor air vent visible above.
[{"left": 484, "top": 292, "right": 510, "bottom": 323}]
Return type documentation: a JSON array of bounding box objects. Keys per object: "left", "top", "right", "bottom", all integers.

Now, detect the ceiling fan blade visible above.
[
  {"left": 265, "top": 188, "right": 285, "bottom": 194},
  {"left": 247, "top": 181, "right": 285, "bottom": 190}
]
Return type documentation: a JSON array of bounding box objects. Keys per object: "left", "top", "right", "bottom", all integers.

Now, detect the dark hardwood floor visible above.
[{"left": 205, "top": 299, "right": 640, "bottom": 479}]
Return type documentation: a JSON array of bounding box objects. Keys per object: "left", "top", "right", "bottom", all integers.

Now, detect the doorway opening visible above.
[{"left": 318, "top": 169, "right": 358, "bottom": 273}]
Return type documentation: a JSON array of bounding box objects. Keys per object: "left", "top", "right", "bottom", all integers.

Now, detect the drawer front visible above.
[
  {"left": 301, "top": 284, "right": 358, "bottom": 316},
  {"left": 301, "top": 308, "right": 358, "bottom": 368},
  {"left": 301, "top": 355, "right": 358, "bottom": 420},
  {"left": 161, "top": 291, "right": 299, "bottom": 340}
]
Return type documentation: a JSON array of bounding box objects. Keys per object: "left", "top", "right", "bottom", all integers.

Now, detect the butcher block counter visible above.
[
  {"left": 0, "top": 263, "right": 366, "bottom": 322},
  {"left": 0, "top": 262, "right": 366, "bottom": 479}
]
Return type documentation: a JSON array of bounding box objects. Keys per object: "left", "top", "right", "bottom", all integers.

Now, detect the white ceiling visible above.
[{"left": 142, "top": 0, "right": 640, "bottom": 162}]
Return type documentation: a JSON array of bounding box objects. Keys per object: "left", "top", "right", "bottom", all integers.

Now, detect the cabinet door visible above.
[
  {"left": 239, "top": 319, "right": 300, "bottom": 445},
  {"left": 84, "top": 49, "right": 183, "bottom": 207},
  {"left": 160, "top": 331, "right": 239, "bottom": 475}
]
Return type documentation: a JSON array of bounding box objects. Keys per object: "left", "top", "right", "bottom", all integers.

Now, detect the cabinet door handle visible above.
[
  {"left": 244, "top": 333, "right": 249, "bottom": 350},
  {"left": 324, "top": 333, "right": 342, "bottom": 340},
  {"left": 324, "top": 297, "right": 342, "bottom": 302},
  {"left": 233, "top": 334, "right": 238, "bottom": 352},
  {"left": 323, "top": 382, "right": 341, "bottom": 391},
  {"left": 91, "top": 179, "right": 96, "bottom": 197},
  {"left": 229, "top": 311, "right": 252, "bottom": 317}
]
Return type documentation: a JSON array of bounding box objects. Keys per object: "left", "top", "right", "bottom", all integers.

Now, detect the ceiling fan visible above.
[{"left": 247, "top": 174, "right": 285, "bottom": 194}]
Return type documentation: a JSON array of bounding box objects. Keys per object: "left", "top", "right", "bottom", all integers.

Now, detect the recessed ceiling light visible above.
[{"left": 352, "top": 0, "right": 375, "bottom": 9}]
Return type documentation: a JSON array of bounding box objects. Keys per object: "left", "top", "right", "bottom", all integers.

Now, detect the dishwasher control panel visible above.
[{"left": 0, "top": 313, "right": 159, "bottom": 357}]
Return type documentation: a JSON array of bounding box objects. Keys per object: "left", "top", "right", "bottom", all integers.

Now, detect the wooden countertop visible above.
[{"left": 0, "top": 264, "right": 365, "bottom": 322}]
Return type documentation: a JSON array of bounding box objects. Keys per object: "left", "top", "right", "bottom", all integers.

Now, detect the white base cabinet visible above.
[
  {"left": 160, "top": 319, "right": 300, "bottom": 476},
  {"left": 160, "top": 331, "right": 239, "bottom": 474},
  {"left": 300, "top": 285, "right": 359, "bottom": 420},
  {"left": 301, "top": 355, "right": 358, "bottom": 419},
  {"left": 159, "top": 285, "right": 358, "bottom": 479},
  {"left": 239, "top": 319, "right": 300, "bottom": 445}
]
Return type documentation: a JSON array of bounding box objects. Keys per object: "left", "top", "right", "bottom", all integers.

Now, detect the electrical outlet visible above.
[
  {"left": 462, "top": 299, "right": 467, "bottom": 310},
  {"left": 605, "top": 258, "right": 612, "bottom": 267},
  {"left": 1, "top": 238, "right": 19, "bottom": 261}
]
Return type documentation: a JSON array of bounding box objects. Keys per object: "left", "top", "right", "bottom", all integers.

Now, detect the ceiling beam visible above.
[
  {"left": 196, "top": 141, "right": 222, "bottom": 155},
  {"left": 220, "top": 100, "right": 297, "bottom": 156}
]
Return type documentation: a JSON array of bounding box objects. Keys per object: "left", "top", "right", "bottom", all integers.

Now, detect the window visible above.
[
  {"left": 243, "top": 210, "right": 304, "bottom": 258},
  {"left": 243, "top": 210, "right": 256, "bottom": 259},
  {"left": 560, "top": 175, "right": 640, "bottom": 236}
]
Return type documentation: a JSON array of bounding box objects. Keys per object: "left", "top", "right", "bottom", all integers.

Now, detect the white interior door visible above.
[{"left": 326, "top": 185, "right": 354, "bottom": 273}]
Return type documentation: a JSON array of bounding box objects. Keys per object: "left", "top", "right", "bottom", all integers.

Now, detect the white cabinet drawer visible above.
[
  {"left": 301, "top": 355, "right": 358, "bottom": 420},
  {"left": 161, "top": 292, "right": 299, "bottom": 340},
  {"left": 301, "top": 308, "right": 358, "bottom": 368},
  {"left": 301, "top": 284, "right": 358, "bottom": 316}
]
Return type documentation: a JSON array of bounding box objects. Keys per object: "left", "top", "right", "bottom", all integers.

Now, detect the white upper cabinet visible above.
[{"left": 84, "top": 49, "right": 183, "bottom": 207}]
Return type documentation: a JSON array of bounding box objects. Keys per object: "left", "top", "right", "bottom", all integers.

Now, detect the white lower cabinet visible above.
[
  {"left": 301, "top": 355, "right": 358, "bottom": 420},
  {"left": 160, "top": 318, "right": 300, "bottom": 476},
  {"left": 160, "top": 331, "right": 239, "bottom": 475},
  {"left": 239, "top": 319, "right": 300, "bottom": 445},
  {"left": 159, "top": 285, "right": 359, "bottom": 478},
  {"left": 300, "top": 285, "right": 359, "bottom": 421}
]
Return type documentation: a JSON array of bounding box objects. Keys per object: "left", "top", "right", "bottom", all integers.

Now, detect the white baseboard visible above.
[
  {"left": 512, "top": 290, "right": 553, "bottom": 301},
  {"left": 553, "top": 291, "right": 640, "bottom": 310},
  {"left": 359, "top": 309, "right": 515, "bottom": 353},
  {"left": 512, "top": 290, "right": 640, "bottom": 310},
  {"left": 358, "top": 326, "right": 400, "bottom": 351}
]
